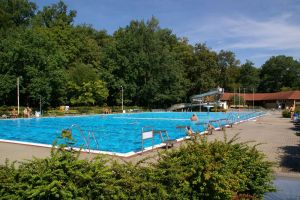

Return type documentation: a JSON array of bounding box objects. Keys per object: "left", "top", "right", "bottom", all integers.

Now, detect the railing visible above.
[
  {"left": 168, "top": 103, "right": 192, "bottom": 111},
  {"left": 66, "top": 124, "right": 99, "bottom": 154}
]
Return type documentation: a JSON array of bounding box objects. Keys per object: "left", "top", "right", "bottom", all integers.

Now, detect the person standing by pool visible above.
[
  {"left": 186, "top": 126, "right": 195, "bottom": 137},
  {"left": 23, "top": 107, "right": 28, "bottom": 117},
  {"left": 207, "top": 123, "right": 214, "bottom": 135},
  {"left": 11, "top": 108, "right": 17, "bottom": 118},
  {"left": 190, "top": 113, "right": 198, "bottom": 121},
  {"left": 27, "top": 107, "right": 32, "bottom": 118},
  {"left": 289, "top": 106, "right": 295, "bottom": 120},
  {"left": 23, "top": 107, "right": 32, "bottom": 118}
]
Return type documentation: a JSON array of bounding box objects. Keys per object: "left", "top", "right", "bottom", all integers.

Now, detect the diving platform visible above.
[
  {"left": 190, "top": 87, "right": 224, "bottom": 102},
  {"left": 168, "top": 87, "right": 225, "bottom": 111}
]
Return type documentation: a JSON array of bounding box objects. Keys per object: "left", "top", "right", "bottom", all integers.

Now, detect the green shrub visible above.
[
  {"left": 154, "top": 135, "right": 275, "bottom": 199},
  {"left": 295, "top": 106, "right": 300, "bottom": 114},
  {"left": 0, "top": 147, "right": 117, "bottom": 199},
  {"left": 0, "top": 134, "right": 275, "bottom": 199},
  {"left": 282, "top": 110, "right": 290, "bottom": 118}
]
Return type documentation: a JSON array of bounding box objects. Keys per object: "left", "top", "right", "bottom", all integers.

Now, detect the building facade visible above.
[{"left": 221, "top": 91, "right": 300, "bottom": 109}]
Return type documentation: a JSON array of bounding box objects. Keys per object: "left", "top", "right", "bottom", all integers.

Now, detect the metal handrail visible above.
[
  {"left": 89, "top": 131, "right": 99, "bottom": 150},
  {"left": 68, "top": 124, "right": 99, "bottom": 152},
  {"left": 69, "top": 124, "right": 89, "bottom": 149}
]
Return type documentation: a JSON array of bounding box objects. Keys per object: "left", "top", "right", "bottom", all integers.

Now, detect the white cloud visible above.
[
  {"left": 222, "top": 16, "right": 300, "bottom": 50},
  {"left": 184, "top": 14, "right": 300, "bottom": 51}
]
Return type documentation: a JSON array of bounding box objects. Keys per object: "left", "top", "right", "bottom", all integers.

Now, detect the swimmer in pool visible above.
[{"left": 190, "top": 113, "right": 198, "bottom": 121}]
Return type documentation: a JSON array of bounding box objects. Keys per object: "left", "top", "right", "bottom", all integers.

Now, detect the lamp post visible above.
[
  {"left": 252, "top": 88, "right": 254, "bottom": 111},
  {"left": 17, "top": 77, "right": 20, "bottom": 115},
  {"left": 233, "top": 88, "right": 236, "bottom": 109},
  {"left": 243, "top": 88, "right": 245, "bottom": 108},
  {"left": 39, "top": 95, "right": 42, "bottom": 114},
  {"left": 238, "top": 87, "right": 240, "bottom": 112},
  {"left": 121, "top": 86, "right": 123, "bottom": 112}
]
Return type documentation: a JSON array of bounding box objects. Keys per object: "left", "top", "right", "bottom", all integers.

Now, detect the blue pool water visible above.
[{"left": 0, "top": 112, "right": 263, "bottom": 154}]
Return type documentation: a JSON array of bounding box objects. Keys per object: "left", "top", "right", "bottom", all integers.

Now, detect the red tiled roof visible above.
[{"left": 221, "top": 91, "right": 300, "bottom": 101}]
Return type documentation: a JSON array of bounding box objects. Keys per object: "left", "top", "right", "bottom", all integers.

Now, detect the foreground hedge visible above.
[
  {"left": 154, "top": 135, "right": 275, "bottom": 199},
  {"left": 0, "top": 135, "right": 275, "bottom": 199}
]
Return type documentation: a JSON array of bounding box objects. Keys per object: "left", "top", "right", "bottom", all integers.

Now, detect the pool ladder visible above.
[{"left": 67, "top": 124, "right": 99, "bottom": 154}]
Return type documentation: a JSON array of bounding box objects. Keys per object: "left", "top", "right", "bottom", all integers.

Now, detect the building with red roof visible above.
[{"left": 221, "top": 91, "right": 300, "bottom": 109}]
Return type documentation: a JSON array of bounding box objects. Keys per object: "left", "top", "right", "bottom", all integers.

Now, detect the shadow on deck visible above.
[{"left": 280, "top": 144, "right": 300, "bottom": 172}]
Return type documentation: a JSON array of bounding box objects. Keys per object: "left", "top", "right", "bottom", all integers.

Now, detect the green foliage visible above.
[
  {"left": 187, "top": 43, "right": 220, "bottom": 96},
  {"left": 154, "top": 136, "right": 275, "bottom": 199},
  {"left": 0, "top": 74, "right": 16, "bottom": 105},
  {"left": 282, "top": 110, "right": 290, "bottom": 118},
  {"left": 295, "top": 106, "right": 300, "bottom": 114},
  {"left": 218, "top": 50, "right": 240, "bottom": 91},
  {"left": 0, "top": 0, "right": 36, "bottom": 29},
  {"left": 238, "top": 60, "right": 260, "bottom": 90},
  {"left": 61, "top": 129, "right": 72, "bottom": 140},
  {"left": 33, "top": 0, "right": 76, "bottom": 28},
  {"left": 0, "top": 0, "right": 299, "bottom": 109},
  {"left": 102, "top": 17, "right": 187, "bottom": 108},
  {"left": 259, "top": 55, "right": 300, "bottom": 92},
  {"left": 67, "top": 80, "right": 108, "bottom": 106},
  {"left": 0, "top": 135, "right": 275, "bottom": 199}
]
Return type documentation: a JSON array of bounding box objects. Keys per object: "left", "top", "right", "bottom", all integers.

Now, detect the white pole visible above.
[
  {"left": 252, "top": 88, "right": 254, "bottom": 111},
  {"left": 121, "top": 86, "right": 123, "bottom": 112},
  {"left": 17, "top": 77, "right": 20, "bottom": 115},
  {"left": 243, "top": 88, "right": 245, "bottom": 108},
  {"left": 40, "top": 95, "right": 42, "bottom": 114},
  {"left": 233, "top": 88, "right": 236, "bottom": 109},
  {"left": 239, "top": 87, "right": 240, "bottom": 112}
]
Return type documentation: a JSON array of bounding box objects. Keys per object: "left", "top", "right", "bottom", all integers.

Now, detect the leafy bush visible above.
[
  {"left": 0, "top": 134, "right": 275, "bottom": 199},
  {"left": 154, "top": 135, "right": 275, "bottom": 199},
  {"left": 295, "top": 106, "right": 300, "bottom": 114},
  {"left": 0, "top": 147, "right": 117, "bottom": 199},
  {"left": 282, "top": 110, "right": 290, "bottom": 118}
]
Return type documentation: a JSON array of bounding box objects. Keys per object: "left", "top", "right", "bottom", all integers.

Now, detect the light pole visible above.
[
  {"left": 252, "top": 88, "right": 254, "bottom": 111},
  {"left": 233, "top": 88, "right": 236, "bottom": 109},
  {"left": 39, "top": 95, "right": 42, "bottom": 114},
  {"left": 17, "top": 77, "right": 20, "bottom": 115},
  {"left": 243, "top": 88, "right": 245, "bottom": 108},
  {"left": 121, "top": 86, "right": 123, "bottom": 112},
  {"left": 238, "top": 87, "right": 240, "bottom": 112}
]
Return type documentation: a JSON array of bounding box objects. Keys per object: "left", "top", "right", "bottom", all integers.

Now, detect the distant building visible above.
[{"left": 221, "top": 91, "right": 300, "bottom": 109}]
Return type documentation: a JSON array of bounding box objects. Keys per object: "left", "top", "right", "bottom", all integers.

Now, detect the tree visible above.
[
  {"left": 0, "top": 74, "right": 16, "bottom": 105},
  {"left": 0, "top": 0, "right": 36, "bottom": 29},
  {"left": 218, "top": 50, "right": 240, "bottom": 91},
  {"left": 173, "top": 38, "right": 195, "bottom": 100},
  {"left": 67, "top": 80, "right": 108, "bottom": 106},
  {"left": 0, "top": 27, "right": 67, "bottom": 107},
  {"left": 238, "top": 60, "right": 260, "bottom": 90},
  {"left": 33, "top": 0, "right": 76, "bottom": 28},
  {"left": 186, "top": 43, "right": 220, "bottom": 96},
  {"left": 0, "top": 1, "right": 108, "bottom": 108},
  {"left": 102, "top": 17, "right": 187, "bottom": 108},
  {"left": 259, "top": 55, "right": 300, "bottom": 92}
]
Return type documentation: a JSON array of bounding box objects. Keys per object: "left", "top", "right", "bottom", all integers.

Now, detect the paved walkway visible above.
[
  {"left": 208, "top": 111, "right": 300, "bottom": 177},
  {"left": 1, "top": 111, "right": 299, "bottom": 178}
]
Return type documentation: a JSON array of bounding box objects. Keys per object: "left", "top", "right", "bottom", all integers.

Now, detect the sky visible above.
[{"left": 32, "top": 0, "right": 300, "bottom": 67}]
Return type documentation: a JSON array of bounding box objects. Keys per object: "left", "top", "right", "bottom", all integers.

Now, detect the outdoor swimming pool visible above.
[{"left": 0, "top": 111, "right": 263, "bottom": 156}]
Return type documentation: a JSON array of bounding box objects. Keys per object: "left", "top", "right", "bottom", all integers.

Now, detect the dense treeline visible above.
[
  {"left": 0, "top": 134, "right": 275, "bottom": 199},
  {"left": 1, "top": 0, "right": 300, "bottom": 109}
]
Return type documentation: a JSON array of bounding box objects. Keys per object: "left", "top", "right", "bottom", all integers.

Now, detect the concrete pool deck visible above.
[{"left": 0, "top": 110, "right": 299, "bottom": 178}]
